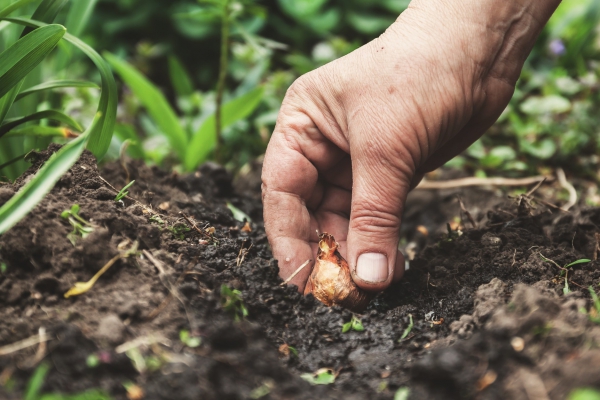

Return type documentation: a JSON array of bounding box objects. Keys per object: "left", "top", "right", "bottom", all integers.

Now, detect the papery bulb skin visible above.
[{"left": 304, "top": 233, "right": 373, "bottom": 313}]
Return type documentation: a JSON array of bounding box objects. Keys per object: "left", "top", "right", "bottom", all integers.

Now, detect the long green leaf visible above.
[
  {"left": 0, "top": 109, "right": 83, "bottom": 137},
  {"left": 0, "top": 126, "right": 87, "bottom": 234},
  {"left": 0, "top": 0, "right": 39, "bottom": 19},
  {"left": 4, "top": 125, "right": 73, "bottom": 138},
  {"left": 104, "top": 52, "right": 188, "bottom": 160},
  {"left": 5, "top": 17, "right": 118, "bottom": 158},
  {"left": 0, "top": 17, "right": 118, "bottom": 233},
  {"left": 23, "top": 0, "right": 67, "bottom": 36},
  {"left": 168, "top": 54, "right": 193, "bottom": 97},
  {"left": 17, "top": 80, "right": 99, "bottom": 101},
  {"left": 184, "top": 86, "right": 264, "bottom": 171},
  {"left": 64, "top": 0, "right": 98, "bottom": 37},
  {"left": 0, "top": 24, "right": 65, "bottom": 99}
]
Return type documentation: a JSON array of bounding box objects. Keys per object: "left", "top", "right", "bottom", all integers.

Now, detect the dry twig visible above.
[
  {"left": 0, "top": 329, "right": 50, "bottom": 356},
  {"left": 416, "top": 175, "right": 550, "bottom": 190},
  {"left": 280, "top": 259, "right": 312, "bottom": 286},
  {"left": 556, "top": 168, "right": 577, "bottom": 211},
  {"left": 457, "top": 197, "right": 477, "bottom": 228}
]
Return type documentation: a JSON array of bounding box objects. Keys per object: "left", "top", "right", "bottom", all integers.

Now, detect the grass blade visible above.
[
  {"left": 0, "top": 109, "right": 83, "bottom": 137},
  {"left": 105, "top": 52, "right": 188, "bottom": 160},
  {"left": 168, "top": 54, "right": 193, "bottom": 98},
  {"left": 5, "top": 18, "right": 119, "bottom": 159},
  {"left": 0, "top": 17, "right": 118, "bottom": 232},
  {"left": 16, "top": 79, "right": 99, "bottom": 101},
  {"left": 24, "top": 363, "right": 50, "bottom": 400},
  {"left": 64, "top": 0, "right": 98, "bottom": 37},
  {"left": 0, "top": 0, "right": 39, "bottom": 19},
  {"left": 4, "top": 125, "right": 75, "bottom": 138},
  {"left": 23, "top": 0, "right": 68, "bottom": 36},
  {"left": 0, "top": 126, "right": 88, "bottom": 234},
  {"left": 184, "top": 86, "right": 263, "bottom": 171},
  {"left": 0, "top": 24, "right": 66, "bottom": 100}
]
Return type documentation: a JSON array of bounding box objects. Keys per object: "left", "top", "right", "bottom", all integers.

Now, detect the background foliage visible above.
[{"left": 1, "top": 0, "right": 600, "bottom": 180}]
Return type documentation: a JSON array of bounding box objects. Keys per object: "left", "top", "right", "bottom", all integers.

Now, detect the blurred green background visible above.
[{"left": 1, "top": 0, "right": 600, "bottom": 184}]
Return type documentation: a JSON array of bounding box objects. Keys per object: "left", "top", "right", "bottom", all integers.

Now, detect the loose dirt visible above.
[{"left": 1, "top": 144, "right": 599, "bottom": 399}]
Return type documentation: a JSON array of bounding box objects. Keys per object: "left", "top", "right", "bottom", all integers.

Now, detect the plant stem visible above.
[{"left": 215, "top": 0, "right": 230, "bottom": 163}]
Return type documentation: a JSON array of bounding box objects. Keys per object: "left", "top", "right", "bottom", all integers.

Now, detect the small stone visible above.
[
  {"left": 481, "top": 232, "right": 502, "bottom": 247},
  {"left": 96, "top": 314, "right": 126, "bottom": 345}
]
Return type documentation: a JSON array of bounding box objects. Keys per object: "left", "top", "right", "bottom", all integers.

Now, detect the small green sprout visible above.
[
  {"left": 168, "top": 224, "right": 191, "bottom": 240},
  {"left": 221, "top": 284, "right": 248, "bottom": 321},
  {"left": 250, "top": 381, "right": 274, "bottom": 399},
  {"left": 61, "top": 204, "right": 94, "bottom": 245},
  {"left": 563, "top": 275, "right": 571, "bottom": 295},
  {"left": 394, "top": 387, "right": 411, "bottom": 400},
  {"left": 288, "top": 346, "right": 298, "bottom": 357},
  {"left": 539, "top": 254, "right": 591, "bottom": 277},
  {"left": 342, "top": 315, "right": 365, "bottom": 333},
  {"left": 588, "top": 286, "right": 600, "bottom": 324},
  {"left": 114, "top": 180, "right": 135, "bottom": 202},
  {"left": 226, "top": 201, "right": 251, "bottom": 223},
  {"left": 179, "top": 330, "right": 201, "bottom": 348},
  {"left": 399, "top": 314, "right": 414, "bottom": 342},
  {"left": 0, "top": 262, "right": 6, "bottom": 274},
  {"left": 149, "top": 215, "right": 165, "bottom": 225},
  {"left": 300, "top": 368, "right": 336, "bottom": 385}
]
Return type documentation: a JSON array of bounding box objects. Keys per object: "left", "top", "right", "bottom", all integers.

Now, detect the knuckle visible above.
[{"left": 350, "top": 199, "right": 401, "bottom": 236}]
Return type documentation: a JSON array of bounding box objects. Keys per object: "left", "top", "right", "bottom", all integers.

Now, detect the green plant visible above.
[
  {"left": 399, "top": 314, "right": 413, "bottom": 341},
  {"left": 568, "top": 387, "right": 600, "bottom": 400},
  {"left": 588, "top": 286, "right": 600, "bottom": 324},
  {"left": 0, "top": 0, "right": 117, "bottom": 235},
  {"left": 149, "top": 214, "right": 165, "bottom": 225},
  {"left": 25, "top": 362, "right": 111, "bottom": 400},
  {"left": 114, "top": 179, "right": 135, "bottom": 202},
  {"left": 300, "top": 368, "right": 336, "bottom": 385},
  {"left": 394, "top": 387, "right": 411, "bottom": 400},
  {"left": 0, "top": 262, "right": 6, "bottom": 273},
  {"left": 342, "top": 314, "right": 364, "bottom": 333},
  {"left": 220, "top": 284, "right": 248, "bottom": 321},
  {"left": 168, "top": 223, "right": 191, "bottom": 240},
  {"left": 539, "top": 255, "right": 591, "bottom": 294},
  {"left": 61, "top": 204, "right": 93, "bottom": 245},
  {"left": 179, "top": 329, "right": 201, "bottom": 348}
]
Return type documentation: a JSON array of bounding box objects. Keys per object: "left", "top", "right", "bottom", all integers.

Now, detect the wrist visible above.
[{"left": 393, "top": 0, "right": 561, "bottom": 85}]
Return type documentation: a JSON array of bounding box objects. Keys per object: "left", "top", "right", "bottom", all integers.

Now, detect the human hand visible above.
[{"left": 262, "top": 0, "right": 560, "bottom": 293}]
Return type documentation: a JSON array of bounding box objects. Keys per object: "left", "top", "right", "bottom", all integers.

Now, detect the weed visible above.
[
  {"left": 539, "top": 254, "right": 591, "bottom": 294},
  {"left": 168, "top": 224, "right": 191, "bottom": 240},
  {"left": 399, "top": 314, "right": 414, "bottom": 342},
  {"left": 61, "top": 204, "right": 94, "bottom": 245},
  {"left": 395, "top": 387, "right": 411, "bottom": 400},
  {"left": 149, "top": 215, "right": 165, "bottom": 225},
  {"left": 588, "top": 286, "right": 600, "bottom": 324},
  {"left": 0, "top": 262, "right": 6, "bottom": 274},
  {"left": 114, "top": 180, "right": 135, "bottom": 202},
  {"left": 179, "top": 330, "right": 201, "bottom": 348},
  {"left": 342, "top": 314, "right": 365, "bottom": 333},
  {"left": 25, "top": 362, "right": 110, "bottom": 400},
  {"left": 220, "top": 284, "right": 248, "bottom": 321},
  {"left": 288, "top": 346, "right": 298, "bottom": 357},
  {"left": 300, "top": 368, "right": 336, "bottom": 385}
]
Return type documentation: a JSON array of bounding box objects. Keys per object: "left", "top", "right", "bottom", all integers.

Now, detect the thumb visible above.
[{"left": 347, "top": 144, "right": 413, "bottom": 291}]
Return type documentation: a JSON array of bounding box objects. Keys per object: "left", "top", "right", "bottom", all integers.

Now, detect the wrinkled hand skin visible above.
[{"left": 262, "top": 0, "right": 561, "bottom": 293}]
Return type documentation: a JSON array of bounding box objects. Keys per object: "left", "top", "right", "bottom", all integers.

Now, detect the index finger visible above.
[{"left": 261, "top": 85, "right": 347, "bottom": 291}]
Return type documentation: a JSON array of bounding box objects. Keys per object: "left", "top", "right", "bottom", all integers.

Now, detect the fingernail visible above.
[{"left": 356, "top": 253, "right": 388, "bottom": 283}]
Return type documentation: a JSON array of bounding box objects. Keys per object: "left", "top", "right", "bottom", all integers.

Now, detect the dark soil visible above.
[{"left": 1, "top": 144, "right": 600, "bottom": 399}]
